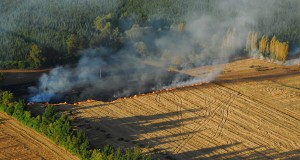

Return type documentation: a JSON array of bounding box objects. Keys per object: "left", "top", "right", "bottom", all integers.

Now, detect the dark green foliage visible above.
[
  {"left": 0, "top": 91, "right": 151, "bottom": 160},
  {"left": 0, "top": 0, "right": 120, "bottom": 69},
  {"left": 12, "top": 100, "right": 24, "bottom": 119},
  {"left": 6, "top": 106, "right": 15, "bottom": 116},
  {"left": 43, "top": 105, "right": 55, "bottom": 121},
  {"left": 23, "top": 111, "right": 32, "bottom": 126},
  {"left": 119, "top": 0, "right": 192, "bottom": 23},
  {"left": 0, "top": 0, "right": 299, "bottom": 69},
  {"left": 90, "top": 146, "right": 150, "bottom": 160},
  {"left": 0, "top": 91, "right": 13, "bottom": 106}
]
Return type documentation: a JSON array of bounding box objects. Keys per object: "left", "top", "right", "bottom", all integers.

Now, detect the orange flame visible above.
[
  {"left": 59, "top": 102, "right": 67, "bottom": 105},
  {"left": 86, "top": 99, "right": 95, "bottom": 103}
]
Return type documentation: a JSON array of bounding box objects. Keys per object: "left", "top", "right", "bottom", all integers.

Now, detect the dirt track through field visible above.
[
  {"left": 0, "top": 112, "right": 78, "bottom": 160},
  {"left": 65, "top": 59, "right": 300, "bottom": 159}
]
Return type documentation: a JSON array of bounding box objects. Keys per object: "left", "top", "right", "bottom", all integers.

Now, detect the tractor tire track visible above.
[
  {"left": 174, "top": 95, "right": 233, "bottom": 154},
  {"left": 213, "top": 95, "right": 234, "bottom": 138}
]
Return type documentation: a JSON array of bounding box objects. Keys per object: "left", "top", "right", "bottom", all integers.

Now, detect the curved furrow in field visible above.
[
  {"left": 220, "top": 82, "right": 300, "bottom": 132},
  {"left": 173, "top": 94, "right": 233, "bottom": 154},
  {"left": 213, "top": 83, "right": 300, "bottom": 149},
  {"left": 213, "top": 95, "right": 234, "bottom": 138},
  {"left": 168, "top": 83, "right": 300, "bottom": 158}
]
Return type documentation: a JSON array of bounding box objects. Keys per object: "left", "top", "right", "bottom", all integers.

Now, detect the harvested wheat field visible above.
[
  {"left": 0, "top": 112, "right": 78, "bottom": 160},
  {"left": 65, "top": 59, "right": 300, "bottom": 159}
]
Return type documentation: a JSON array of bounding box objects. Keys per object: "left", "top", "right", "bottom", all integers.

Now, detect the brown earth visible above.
[
  {"left": 0, "top": 112, "right": 78, "bottom": 160},
  {"left": 60, "top": 59, "right": 300, "bottom": 159},
  {"left": 0, "top": 69, "right": 49, "bottom": 86}
]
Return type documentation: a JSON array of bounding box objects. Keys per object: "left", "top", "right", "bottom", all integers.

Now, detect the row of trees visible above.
[
  {"left": 246, "top": 32, "right": 289, "bottom": 62},
  {"left": 259, "top": 35, "right": 289, "bottom": 62},
  {"left": 0, "top": 91, "right": 151, "bottom": 160},
  {"left": 269, "top": 36, "right": 289, "bottom": 62},
  {"left": 0, "top": 43, "right": 46, "bottom": 69}
]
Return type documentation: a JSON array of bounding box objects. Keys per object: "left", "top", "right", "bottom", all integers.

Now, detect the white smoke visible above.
[{"left": 27, "top": 0, "right": 300, "bottom": 102}]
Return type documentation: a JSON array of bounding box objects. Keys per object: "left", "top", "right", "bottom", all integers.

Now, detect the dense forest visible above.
[{"left": 0, "top": 0, "right": 299, "bottom": 69}]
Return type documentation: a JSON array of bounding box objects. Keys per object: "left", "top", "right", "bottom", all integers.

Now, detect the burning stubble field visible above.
[
  {"left": 0, "top": 69, "right": 49, "bottom": 98},
  {"left": 0, "top": 112, "right": 78, "bottom": 160},
  {"left": 53, "top": 59, "right": 300, "bottom": 160}
]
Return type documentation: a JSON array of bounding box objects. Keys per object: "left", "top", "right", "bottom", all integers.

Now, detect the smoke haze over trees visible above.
[{"left": 0, "top": 0, "right": 300, "bottom": 101}]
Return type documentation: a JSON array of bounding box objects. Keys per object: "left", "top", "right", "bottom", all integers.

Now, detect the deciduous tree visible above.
[
  {"left": 94, "top": 13, "right": 112, "bottom": 34},
  {"left": 66, "top": 34, "right": 80, "bottom": 56},
  {"left": 251, "top": 32, "right": 258, "bottom": 51},
  {"left": 259, "top": 35, "right": 269, "bottom": 56},
  {"left": 29, "top": 44, "right": 45, "bottom": 69}
]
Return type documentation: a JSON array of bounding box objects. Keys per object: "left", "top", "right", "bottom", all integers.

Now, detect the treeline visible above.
[
  {"left": 246, "top": 32, "right": 289, "bottom": 62},
  {"left": 0, "top": 91, "right": 151, "bottom": 160}
]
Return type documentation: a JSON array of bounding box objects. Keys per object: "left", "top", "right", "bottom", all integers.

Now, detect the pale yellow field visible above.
[
  {"left": 0, "top": 112, "right": 78, "bottom": 160},
  {"left": 65, "top": 59, "right": 300, "bottom": 159}
]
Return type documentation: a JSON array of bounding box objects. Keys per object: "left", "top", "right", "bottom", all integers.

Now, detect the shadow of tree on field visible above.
[
  {"left": 173, "top": 143, "right": 300, "bottom": 160},
  {"left": 60, "top": 107, "right": 204, "bottom": 158},
  {"left": 46, "top": 64, "right": 300, "bottom": 159},
  {"left": 54, "top": 104, "right": 300, "bottom": 160},
  {"left": 216, "top": 68, "right": 300, "bottom": 83}
]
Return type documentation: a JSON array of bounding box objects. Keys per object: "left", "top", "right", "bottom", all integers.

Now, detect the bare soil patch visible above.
[{"left": 0, "top": 69, "right": 49, "bottom": 86}]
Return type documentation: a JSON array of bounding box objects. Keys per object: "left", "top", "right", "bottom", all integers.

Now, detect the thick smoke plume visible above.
[{"left": 23, "top": 0, "right": 300, "bottom": 102}]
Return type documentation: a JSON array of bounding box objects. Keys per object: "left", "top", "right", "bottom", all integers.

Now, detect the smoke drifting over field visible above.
[
  {"left": 285, "top": 47, "right": 300, "bottom": 66},
  {"left": 24, "top": 0, "right": 300, "bottom": 102}
]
